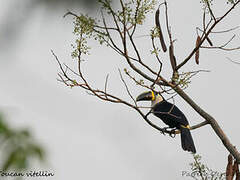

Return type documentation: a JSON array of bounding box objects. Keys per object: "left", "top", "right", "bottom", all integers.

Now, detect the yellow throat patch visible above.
[{"left": 151, "top": 91, "right": 155, "bottom": 101}]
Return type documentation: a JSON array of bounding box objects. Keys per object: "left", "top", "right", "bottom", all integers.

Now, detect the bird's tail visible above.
[{"left": 180, "top": 125, "right": 196, "bottom": 153}]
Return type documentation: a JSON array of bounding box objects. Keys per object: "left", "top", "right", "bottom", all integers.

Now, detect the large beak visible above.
[{"left": 136, "top": 91, "right": 154, "bottom": 102}]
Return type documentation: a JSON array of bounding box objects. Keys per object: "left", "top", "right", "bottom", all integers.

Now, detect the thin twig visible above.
[
  {"left": 226, "top": 57, "right": 240, "bottom": 65},
  {"left": 118, "top": 69, "right": 137, "bottom": 106},
  {"left": 201, "top": 35, "right": 240, "bottom": 51},
  {"left": 206, "top": 0, "right": 216, "bottom": 22},
  {"left": 104, "top": 74, "right": 109, "bottom": 99},
  {"left": 175, "top": 121, "right": 209, "bottom": 134},
  {"left": 125, "top": 70, "right": 153, "bottom": 90},
  {"left": 176, "top": 1, "right": 240, "bottom": 70},
  {"left": 197, "top": 26, "right": 240, "bottom": 34}
]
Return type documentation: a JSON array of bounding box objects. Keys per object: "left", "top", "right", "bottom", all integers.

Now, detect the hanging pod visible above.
[
  {"left": 155, "top": 8, "right": 167, "bottom": 52},
  {"left": 195, "top": 36, "right": 201, "bottom": 65}
]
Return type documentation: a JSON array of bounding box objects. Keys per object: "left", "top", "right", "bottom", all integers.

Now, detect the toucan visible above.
[{"left": 136, "top": 91, "right": 196, "bottom": 153}]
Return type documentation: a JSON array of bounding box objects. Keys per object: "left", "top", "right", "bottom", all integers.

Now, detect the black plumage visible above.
[
  {"left": 152, "top": 100, "right": 196, "bottom": 153},
  {"left": 136, "top": 91, "right": 196, "bottom": 153}
]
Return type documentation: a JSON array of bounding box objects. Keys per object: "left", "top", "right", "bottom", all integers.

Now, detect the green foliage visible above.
[
  {"left": 0, "top": 114, "right": 44, "bottom": 172},
  {"left": 150, "top": 27, "right": 161, "bottom": 55},
  {"left": 150, "top": 27, "right": 160, "bottom": 38},
  {"left": 227, "top": 0, "right": 238, "bottom": 4},
  {"left": 135, "top": 0, "right": 157, "bottom": 24},
  {"left": 71, "top": 14, "right": 96, "bottom": 58},
  {"left": 200, "top": 0, "right": 214, "bottom": 13},
  {"left": 99, "top": 0, "right": 156, "bottom": 24},
  {"left": 71, "top": 0, "right": 157, "bottom": 59},
  {"left": 172, "top": 72, "right": 192, "bottom": 89},
  {"left": 73, "top": 15, "right": 95, "bottom": 36},
  {"left": 150, "top": 48, "right": 160, "bottom": 56},
  {"left": 200, "top": 0, "right": 237, "bottom": 6},
  {"left": 117, "top": 0, "right": 157, "bottom": 25},
  {"left": 182, "top": 154, "right": 225, "bottom": 180},
  {"left": 200, "top": 0, "right": 214, "bottom": 6}
]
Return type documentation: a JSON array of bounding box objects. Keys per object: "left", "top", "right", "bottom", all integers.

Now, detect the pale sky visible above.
[{"left": 0, "top": 1, "right": 240, "bottom": 179}]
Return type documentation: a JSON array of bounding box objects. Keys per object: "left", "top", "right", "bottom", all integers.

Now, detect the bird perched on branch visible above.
[{"left": 136, "top": 91, "right": 196, "bottom": 153}]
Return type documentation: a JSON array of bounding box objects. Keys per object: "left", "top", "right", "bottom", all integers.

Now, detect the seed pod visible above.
[
  {"left": 233, "top": 160, "right": 240, "bottom": 180},
  {"left": 155, "top": 8, "right": 167, "bottom": 52},
  {"left": 169, "top": 44, "right": 176, "bottom": 70},
  {"left": 226, "top": 154, "right": 233, "bottom": 180},
  {"left": 206, "top": 37, "right": 213, "bottom": 46},
  {"left": 233, "top": 161, "right": 238, "bottom": 175},
  {"left": 228, "top": 154, "right": 233, "bottom": 162},
  {"left": 195, "top": 36, "right": 201, "bottom": 65},
  {"left": 236, "top": 172, "right": 240, "bottom": 180}
]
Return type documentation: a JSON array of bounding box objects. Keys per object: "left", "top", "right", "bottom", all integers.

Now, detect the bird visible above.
[{"left": 136, "top": 91, "right": 196, "bottom": 153}]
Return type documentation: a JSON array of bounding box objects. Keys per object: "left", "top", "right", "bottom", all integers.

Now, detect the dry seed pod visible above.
[
  {"left": 195, "top": 36, "right": 201, "bottom": 65},
  {"left": 169, "top": 44, "right": 176, "bottom": 70},
  {"left": 234, "top": 160, "right": 240, "bottom": 180},
  {"left": 233, "top": 161, "right": 238, "bottom": 175},
  {"left": 226, "top": 154, "right": 233, "bottom": 180},
  {"left": 236, "top": 173, "right": 240, "bottom": 180},
  {"left": 228, "top": 154, "right": 233, "bottom": 163},
  {"left": 155, "top": 8, "right": 167, "bottom": 52}
]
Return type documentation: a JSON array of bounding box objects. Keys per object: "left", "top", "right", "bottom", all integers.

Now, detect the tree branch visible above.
[
  {"left": 176, "top": 1, "right": 240, "bottom": 70},
  {"left": 172, "top": 85, "right": 240, "bottom": 163}
]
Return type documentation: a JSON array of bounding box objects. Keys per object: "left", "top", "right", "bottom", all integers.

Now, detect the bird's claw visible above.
[
  {"left": 161, "top": 127, "right": 170, "bottom": 135},
  {"left": 169, "top": 129, "right": 176, "bottom": 138},
  {"left": 161, "top": 127, "right": 176, "bottom": 137}
]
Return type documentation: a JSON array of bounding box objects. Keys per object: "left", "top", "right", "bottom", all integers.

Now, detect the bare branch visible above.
[
  {"left": 205, "top": 0, "right": 216, "bottom": 22},
  {"left": 198, "top": 26, "right": 240, "bottom": 34},
  {"left": 201, "top": 35, "right": 240, "bottom": 51},
  {"left": 202, "top": 9, "right": 214, "bottom": 46},
  {"left": 104, "top": 74, "right": 109, "bottom": 99},
  {"left": 101, "top": 10, "right": 124, "bottom": 55},
  {"left": 118, "top": 69, "right": 137, "bottom": 106},
  {"left": 175, "top": 121, "right": 209, "bottom": 134},
  {"left": 125, "top": 69, "right": 153, "bottom": 90},
  {"left": 172, "top": 85, "right": 240, "bottom": 163},
  {"left": 176, "top": 1, "right": 240, "bottom": 70},
  {"left": 63, "top": 11, "right": 78, "bottom": 18},
  {"left": 150, "top": 34, "right": 163, "bottom": 88},
  {"left": 227, "top": 57, "right": 240, "bottom": 65}
]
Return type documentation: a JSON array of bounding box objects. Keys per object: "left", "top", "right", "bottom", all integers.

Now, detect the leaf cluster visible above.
[
  {"left": 172, "top": 72, "right": 192, "bottom": 89},
  {"left": 183, "top": 154, "right": 225, "bottom": 180},
  {"left": 71, "top": 14, "right": 96, "bottom": 58},
  {"left": 0, "top": 114, "right": 44, "bottom": 172},
  {"left": 227, "top": 0, "right": 239, "bottom": 4},
  {"left": 70, "top": 0, "right": 157, "bottom": 59}
]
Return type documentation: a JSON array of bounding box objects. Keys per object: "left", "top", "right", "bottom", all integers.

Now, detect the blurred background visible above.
[{"left": 0, "top": 0, "right": 240, "bottom": 179}]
